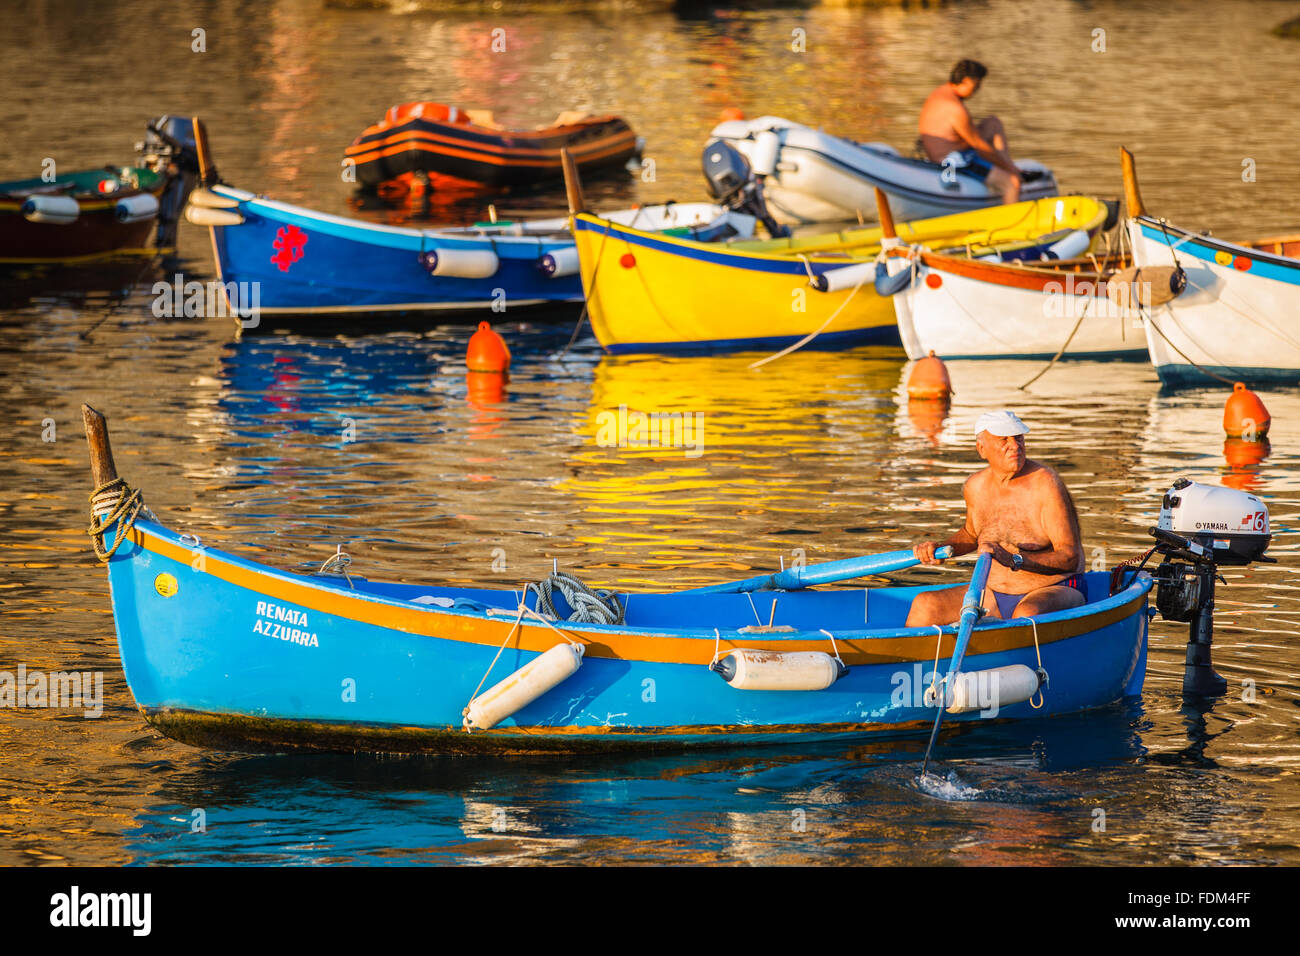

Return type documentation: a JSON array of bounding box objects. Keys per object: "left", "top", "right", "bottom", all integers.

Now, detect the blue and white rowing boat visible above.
[
  {"left": 180, "top": 117, "right": 752, "bottom": 322},
  {"left": 82, "top": 405, "right": 1209, "bottom": 758},
  {"left": 186, "top": 184, "right": 750, "bottom": 322}
]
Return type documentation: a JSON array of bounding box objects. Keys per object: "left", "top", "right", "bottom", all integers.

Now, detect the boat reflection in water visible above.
[
  {"left": 119, "top": 699, "right": 1147, "bottom": 865},
  {"left": 561, "top": 347, "right": 906, "bottom": 588}
]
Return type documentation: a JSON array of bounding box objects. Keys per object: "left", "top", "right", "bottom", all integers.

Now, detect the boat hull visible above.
[
  {"left": 103, "top": 517, "right": 1151, "bottom": 755},
  {"left": 346, "top": 104, "right": 639, "bottom": 188},
  {"left": 574, "top": 196, "right": 1113, "bottom": 354},
  {"left": 199, "top": 185, "right": 732, "bottom": 321},
  {"left": 1129, "top": 216, "right": 1300, "bottom": 387},
  {"left": 712, "top": 117, "right": 1059, "bottom": 225},
  {"left": 892, "top": 251, "right": 1146, "bottom": 360},
  {"left": 0, "top": 169, "right": 167, "bottom": 264}
]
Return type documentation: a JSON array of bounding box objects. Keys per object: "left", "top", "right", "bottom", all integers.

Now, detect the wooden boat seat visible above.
[{"left": 1241, "top": 234, "right": 1300, "bottom": 259}]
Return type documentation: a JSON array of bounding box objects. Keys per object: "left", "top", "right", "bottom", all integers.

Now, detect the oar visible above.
[
  {"left": 682, "top": 545, "right": 953, "bottom": 595},
  {"left": 920, "top": 550, "right": 993, "bottom": 777}
]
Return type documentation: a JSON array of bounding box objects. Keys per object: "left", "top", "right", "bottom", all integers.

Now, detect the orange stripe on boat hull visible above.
[{"left": 346, "top": 129, "right": 636, "bottom": 169}]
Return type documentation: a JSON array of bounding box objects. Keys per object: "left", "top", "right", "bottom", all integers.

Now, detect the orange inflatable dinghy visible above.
[{"left": 345, "top": 103, "right": 640, "bottom": 189}]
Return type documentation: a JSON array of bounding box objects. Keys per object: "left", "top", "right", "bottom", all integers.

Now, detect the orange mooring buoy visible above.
[
  {"left": 466, "top": 321, "right": 511, "bottom": 373},
  {"left": 1223, "top": 437, "right": 1271, "bottom": 490},
  {"left": 1223, "top": 382, "right": 1270, "bottom": 439},
  {"left": 719, "top": 107, "right": 745, "bottom": 122},
  {"left": 907, "top": 351, "right": 952, "bottom": 400}
]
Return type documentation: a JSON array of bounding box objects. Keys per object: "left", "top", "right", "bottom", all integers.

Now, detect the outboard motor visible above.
[
  {"left": 137, "top": 115, "right": 201, "bottom": 249},
  {"left": 1146, "top": 478, "right": 1274, "bottom": 697},
  {"left": 701, "top": 140, "right": 790, "bottom": 239}
]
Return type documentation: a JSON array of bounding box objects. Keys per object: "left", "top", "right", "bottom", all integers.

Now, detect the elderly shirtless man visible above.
[
  {"left": 906, "top": 411, "right": 1086, "bottom": 627},
  {"left": 918, "top": 59, "right": 1021, "bottom": 204}
]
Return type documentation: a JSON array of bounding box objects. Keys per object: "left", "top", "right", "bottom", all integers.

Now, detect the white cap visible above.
[{"left": 974, "top": 410, "right": 1030, "bottom": 437}]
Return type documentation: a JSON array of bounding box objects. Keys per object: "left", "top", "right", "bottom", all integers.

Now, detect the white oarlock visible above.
[
  {"left": 942, "top": 664, "right": 1042, "bottom": 714},
  {"left": 424, "top": 247, "right": 500, "bottom": 279},
  {"left": 21, "top": 195, "right": 79, "bottom": 224},
  {"left": 712, "top": 649, "right": 846, "bottom": 691},
  {"left": 539, "top": 245, "right": 580, "bottom": 278},
  {"left": 810, "top": 261, "right": 874, "bottom": 293},
  {"left": 185, "top": 204, "right": 244, "bottom": 227},
  {"left": 115, "top": 193, "right": 160, "bottom": 223},
  {"left": 463, "top": 642, "right": 585, "bottom": 731},
  {"left": 750, "top": 129, "right": 781, "bottom": 177}
]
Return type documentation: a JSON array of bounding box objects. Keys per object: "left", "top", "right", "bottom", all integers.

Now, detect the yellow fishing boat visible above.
[{"left": 572, "top": 195, "right": 1116, "bottom": 354}]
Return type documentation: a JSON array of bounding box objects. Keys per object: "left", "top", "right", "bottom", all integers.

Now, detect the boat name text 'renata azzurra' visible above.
[{"left": 253, "top": 601, "right": 319, "bottom": 647}]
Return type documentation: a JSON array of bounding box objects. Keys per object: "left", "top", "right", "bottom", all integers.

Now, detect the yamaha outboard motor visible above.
[
  {"left": 701, "top": 140, "right": 790, "bottom": 239},
  {"left": 1144, "top": 479, "right": 1274, "bottom": 697},
  {"left": 137, "top": 116, "right": 200, "bottom": 249}
]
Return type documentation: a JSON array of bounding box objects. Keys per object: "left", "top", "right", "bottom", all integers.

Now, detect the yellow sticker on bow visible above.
[{"left": 154, "top": 573, "right": 178, "bottom": 597}]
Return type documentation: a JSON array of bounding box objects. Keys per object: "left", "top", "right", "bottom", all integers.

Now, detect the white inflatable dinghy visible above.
[{"left": 709, "top": 115, "right": 1059, "bottom": 225}]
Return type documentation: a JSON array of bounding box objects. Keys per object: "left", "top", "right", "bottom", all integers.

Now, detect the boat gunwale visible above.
[
  {"left": 576, "top": 196, "right": 1110, "bottom": 269},
  {"left": 114, "top": 517, "right": 1153, "bottom": 666},
  {"left": 1133, "top": 214, "right": 1300, "bottom": 272}
]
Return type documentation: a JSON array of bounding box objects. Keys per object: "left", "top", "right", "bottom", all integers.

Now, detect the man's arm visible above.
[{"left": 949, "top": 108, "right": 1020, "bottom": 176}]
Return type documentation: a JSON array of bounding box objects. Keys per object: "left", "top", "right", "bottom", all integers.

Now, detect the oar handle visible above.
[{"left": 682, "top": 545, "right": 953, "bottom": 595}]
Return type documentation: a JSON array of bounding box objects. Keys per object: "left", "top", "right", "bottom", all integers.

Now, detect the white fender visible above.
[
  {"left": 21, "top": 195, "right": 79, "bottom": 224},
  {"left": 712, "top": 649, "right": 846, "bottom": 691},
  {"left": 188, "top": 187, "right": 242, "bottom": 210},
  {"left": 463, "top": 642, "right": 584, "bottom": 731},
  {"left": 750, "top": 129, "right": 781, "bottom": 177},
  {"left": 424, "top": 246, "right": 500, "bottom": 279},
  {"left": 185, "top": 204, "right": 244, "bottom": 227},
  {"left": 944, "top": 664, "right": 1042, "bottom": 714},
  {"left": 115, "top": 192, "right": 160, "bottom": 223},
  {"left": 810, "top": 261, "right": 874, "bottom": 293},
  {"left": 539, "top": 245, "right": 580, "bottom": 278},
  {"left": 1043, "top": 228, "right": 1091, "bottom": 261}
]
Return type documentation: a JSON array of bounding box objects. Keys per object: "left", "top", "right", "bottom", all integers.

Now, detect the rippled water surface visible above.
[{"left": 2, "top": 0, "right": 1299, "bottom": 865}]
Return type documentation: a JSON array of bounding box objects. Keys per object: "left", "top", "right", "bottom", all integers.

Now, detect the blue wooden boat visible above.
[
  {"left": 185, "top": 182, "right": 749, "bottom": 323},
  {"left": 82, "top": 405, "right": 1178, "bottom": 757}
]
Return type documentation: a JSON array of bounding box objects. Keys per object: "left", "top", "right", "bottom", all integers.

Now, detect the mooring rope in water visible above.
[
  {"left": 747, "top": 253, "right": 875, "bottom": 370},
  {"left": 87, "top": 477, "right": 147, "bottom": 561},
  {"left": 80, "top": 252, "right": 162, "bottom": 341},
  {"left": 555, "top": 220, "right": 612, "bottom": 360},
  {"left": 523, "top": 571, "right": 625, "bottom": 625}
]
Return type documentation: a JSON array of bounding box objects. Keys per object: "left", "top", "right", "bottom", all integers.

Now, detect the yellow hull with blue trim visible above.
[{"left": 573, "top": 196, "right": 1113, "bottom": 353}]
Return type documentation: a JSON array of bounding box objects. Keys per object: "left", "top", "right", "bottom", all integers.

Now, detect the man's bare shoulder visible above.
[
  {"left": 963, "top": 467, "right": 992, "bottom": 495},
  {"left": 1022, "top": 460, "right": 1071, "bottom": 493}
]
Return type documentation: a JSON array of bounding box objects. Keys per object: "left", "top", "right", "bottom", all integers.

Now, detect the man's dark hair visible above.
[{"left": 950, "top": 59, "right": 988, "bottom": 85}]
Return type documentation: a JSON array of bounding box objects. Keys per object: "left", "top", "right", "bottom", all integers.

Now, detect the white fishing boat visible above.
[
  {"left": 708, "top": 115, "right": 1058, "bottom": 225},
  {"left": 870, "top": 189, "right": 1141, "bottom": 361},
  {"left": 1122, "top": 148, "right": 1300, "bottom": 388}
]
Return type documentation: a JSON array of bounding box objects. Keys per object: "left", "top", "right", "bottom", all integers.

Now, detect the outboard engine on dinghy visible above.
[
  {"left": 136, "top": 115, "right": 201, "bottom": 249},
  {"left": 701, "top": 140, "right": 791, "bottom": 238},
  {"left": 1142, "top": 478, "right": 1274, "bottom": 697}
]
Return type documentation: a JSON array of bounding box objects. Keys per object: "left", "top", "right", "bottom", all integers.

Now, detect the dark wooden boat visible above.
[
  {"left": 0, "top": 116, "right": 199, "bottom": 264},
  {"left": 345, "top": 102, "right": 640, "bottom": 189}
]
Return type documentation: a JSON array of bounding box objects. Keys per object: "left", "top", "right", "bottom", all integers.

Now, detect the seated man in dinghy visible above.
[
  {"left": 918, "top": 59, "right": 1022, "bottom": 204},
  {"left": 906, "top": 410, "right": 1086, "bottom": 627}
]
